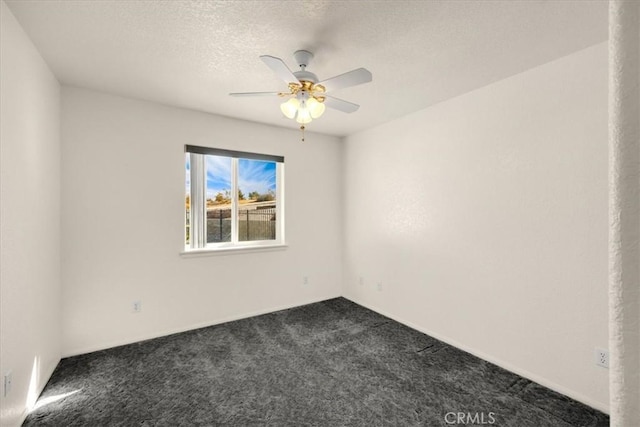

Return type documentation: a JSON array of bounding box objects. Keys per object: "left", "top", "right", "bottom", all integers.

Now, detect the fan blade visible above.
[
  {"left": 318, "top": 68, "right": 372, "bottom": 93},
  {"left": 229, "top": 91, "right": 284, "bottom": 97},
  {"left": 323, "top": 95, "right": 360, "bottom": 113},
  {"left": 260, "top": 55, "right": 299, "bottom": 85}
]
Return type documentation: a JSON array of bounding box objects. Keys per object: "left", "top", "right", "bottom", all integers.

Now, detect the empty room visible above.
[{"left": 1, "top": 1, "right": 638, "bottom": 426}]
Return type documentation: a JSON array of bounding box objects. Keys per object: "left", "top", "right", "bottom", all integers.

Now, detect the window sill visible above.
[{"left": 180, "top": 243, "right": 288, "bottom": 257}]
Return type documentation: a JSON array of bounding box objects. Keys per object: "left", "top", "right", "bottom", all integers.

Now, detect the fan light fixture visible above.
[
  {"left": 279, "top": 86, "right": 326, "bottom": 124},
  {"left": 230, "top": 49, "right": 372, "bottom": 142}
]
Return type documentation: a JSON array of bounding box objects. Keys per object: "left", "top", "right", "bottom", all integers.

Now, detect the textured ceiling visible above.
[{"left": 6, "top": 0, "right": 608, "bottom": 137}]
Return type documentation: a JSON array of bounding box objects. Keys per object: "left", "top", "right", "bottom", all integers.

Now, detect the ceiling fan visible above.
[{"left": 230, "top": 50, "right": 372, "bottom": 140}]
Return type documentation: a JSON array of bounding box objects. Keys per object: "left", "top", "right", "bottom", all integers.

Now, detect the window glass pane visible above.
[
  {"left": 206, "top": 155, "right": 232, "bottom": 243},
  {"left": 184, "top": 145, "right": 284, "bottom": 251},
  {"left": 238, "top": 158, "right": 277, "bottom": 242},
  {"left": 185, "top": 154, "right": 190, "bottom": 246}
]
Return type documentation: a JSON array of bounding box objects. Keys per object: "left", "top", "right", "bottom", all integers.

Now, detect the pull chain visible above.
[{"left": 300, "top": 125, "right": 306, "bottom": 142}]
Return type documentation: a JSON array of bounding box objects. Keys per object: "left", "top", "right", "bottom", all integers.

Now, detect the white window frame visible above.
[{"left": 183, "top": 145, "right": 285, "bottom": 254}]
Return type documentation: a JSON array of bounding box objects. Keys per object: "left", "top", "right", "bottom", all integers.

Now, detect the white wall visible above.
[
  {"left": 0, "top": 2, "right": 62, "bottom": 426},
  {"left": 61, "top": 87, "right": 342, "bottom": 356},
  {"left": 342, "top": 42, "right": 609, "bottom": 411}
]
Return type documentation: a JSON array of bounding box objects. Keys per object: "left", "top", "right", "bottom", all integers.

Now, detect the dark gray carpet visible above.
[{"left": 24, "top": 298, "right": 608, "bottom": 426}]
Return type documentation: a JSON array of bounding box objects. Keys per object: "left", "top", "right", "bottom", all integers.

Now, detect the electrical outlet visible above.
[
  {"left": 595, "top": 348, "right": 609, "bottom": 368},
  {"left": 132, "top": 300, "right": 142, "bottom": 313},
  {"left": 303, "top": 276, "right": 309, "bottom": 286},
  {"left": 4, "top": 371, "right": 12, "bottom": 397},
  {"left": 376, "top": 282, "right": 383, "bottom": 292},
  {"left": 359, "top": 276, "right": 364, "bottom": 286}
]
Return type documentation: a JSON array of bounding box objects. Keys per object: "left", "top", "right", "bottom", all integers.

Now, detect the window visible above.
[{"left": 185, "top": 145, "right": 284, "bottom": 251}]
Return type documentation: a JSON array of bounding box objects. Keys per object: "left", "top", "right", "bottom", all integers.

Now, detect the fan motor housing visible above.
[{"left": 293, "top": 70, "right": 318, "bottom": 83}]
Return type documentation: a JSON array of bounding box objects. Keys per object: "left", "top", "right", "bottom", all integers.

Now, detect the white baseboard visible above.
[
  {"left": 62, "top": 294, "right": 341, "bottom": 358},
  {"left": 342, "top": 295, "right": 610, "bottom": 415},
  {"left": 62, "top": 293, "right": 608, "bottom": 415}
]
